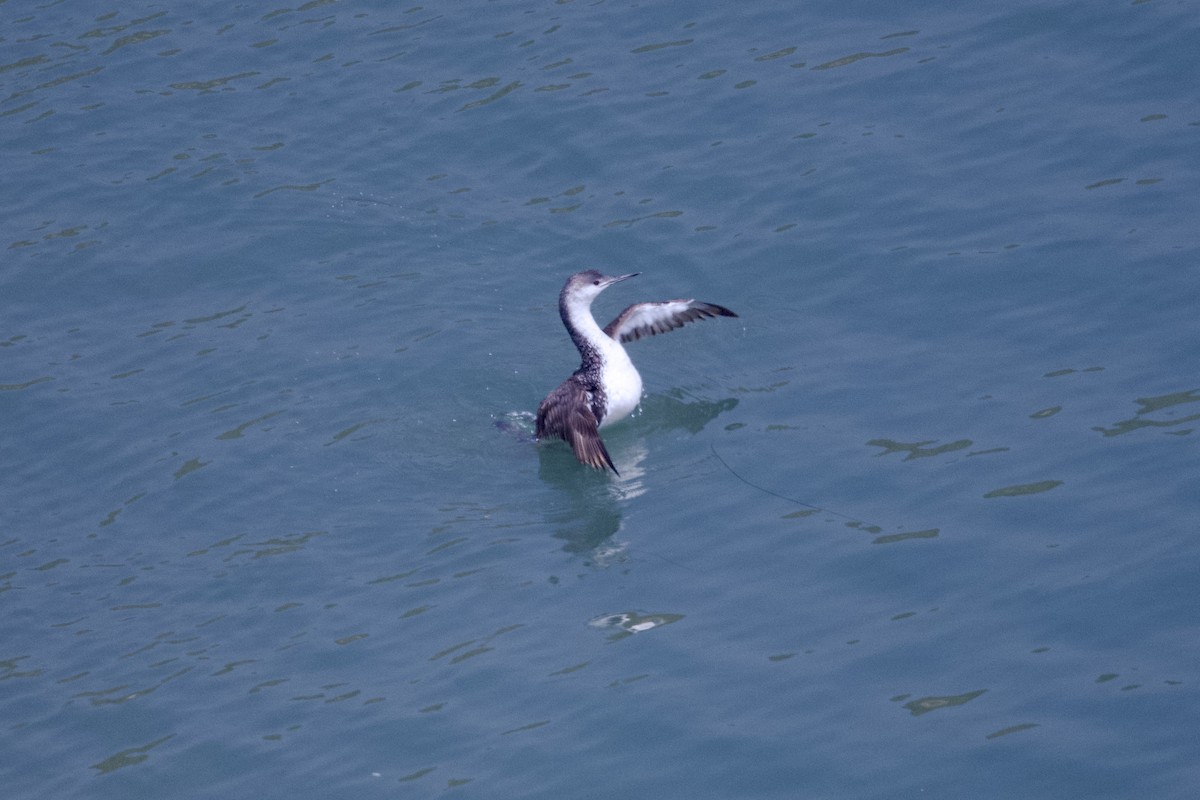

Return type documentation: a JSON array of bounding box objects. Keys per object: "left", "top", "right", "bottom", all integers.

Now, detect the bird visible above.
[{"left": 535, "top": 270, "right": 737, "bottom": 474}]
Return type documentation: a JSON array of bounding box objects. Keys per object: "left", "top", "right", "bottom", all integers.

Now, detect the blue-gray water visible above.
[{"left": 3, "top": 2, "right": 1199, "bottom": 798}]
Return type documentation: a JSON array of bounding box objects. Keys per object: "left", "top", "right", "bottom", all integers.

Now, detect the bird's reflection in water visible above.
[
  {"left": 637, "top": 391, "right": 738, "bottom": 435},
  {"left": 538, "top": 393, "right": 737, "bottom": 557},
  {"left": 539, "top": 440, "right": 645, "bottom": 557}
]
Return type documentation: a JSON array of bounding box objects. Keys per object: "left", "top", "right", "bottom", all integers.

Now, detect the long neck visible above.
[{"left": 560, "top": 294, "right": 607, "bottom": 369}]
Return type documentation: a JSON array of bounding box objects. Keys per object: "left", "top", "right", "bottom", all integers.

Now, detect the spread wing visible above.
[
  {"left": 536, "top": 377, "right": 619, "bottom": 474},
  {"left": 603, "top": 299, "right": 738, "bottom": 343}
]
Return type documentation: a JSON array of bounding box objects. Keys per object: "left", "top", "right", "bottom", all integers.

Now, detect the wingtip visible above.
[
  {"left": 587, "top": 442, "right": 620, "bottom": 475},
  {"left": 706, "top": 301, "right": 738, "bottom": 318},
  {"left": 570, "top": 428, "right": 620, "bottom": 475}
]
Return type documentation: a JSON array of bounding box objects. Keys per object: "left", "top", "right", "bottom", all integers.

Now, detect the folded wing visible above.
[
  {"left": 535, "top": 377, "right": 619, "bottom": 473},
  {"left": 603, "top": 299, "right": 737, "bottom": 343}
]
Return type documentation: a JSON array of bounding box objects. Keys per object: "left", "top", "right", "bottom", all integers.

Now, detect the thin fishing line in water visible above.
[{"left": 709, "top": 444, "right": 874, "bottom": 527}]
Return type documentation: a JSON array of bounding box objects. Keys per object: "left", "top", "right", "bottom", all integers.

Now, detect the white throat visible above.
[{"left": 564, "top": 294, "right": 643, "bottom": 427}]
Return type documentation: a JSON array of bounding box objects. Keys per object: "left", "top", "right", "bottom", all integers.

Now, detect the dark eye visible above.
[{"left": 593, "top": 280, "right": 600, "bottom": 285}]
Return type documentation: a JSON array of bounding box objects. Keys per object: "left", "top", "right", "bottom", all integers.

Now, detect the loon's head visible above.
[{"left": 561, "top": 269, "right": 639, "bottom": 308}]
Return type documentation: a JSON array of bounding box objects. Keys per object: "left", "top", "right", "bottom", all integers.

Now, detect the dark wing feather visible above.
[
  {"left": 536, "top": 376, "right": 619, "bottom": 474},
  {"left": 603, "top": 299, "right": 738, "bottom": 343}
]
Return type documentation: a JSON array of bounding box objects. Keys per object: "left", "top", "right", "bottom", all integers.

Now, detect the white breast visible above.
[{"left": 598, "top": 346, "right": 643, "bottom": 428}]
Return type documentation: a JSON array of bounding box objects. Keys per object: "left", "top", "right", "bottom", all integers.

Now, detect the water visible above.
[{"left": 3, "top": 1, "right": 1199, "bottom": 797}]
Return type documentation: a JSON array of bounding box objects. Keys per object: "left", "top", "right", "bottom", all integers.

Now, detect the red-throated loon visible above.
[{"left": 535, "top": 270, "right": 737, "bottom": 474}]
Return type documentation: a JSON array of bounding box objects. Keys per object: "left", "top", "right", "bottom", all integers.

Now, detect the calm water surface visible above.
[{"left": 3, "top": 2, "right": 1199, "bottom": 798}]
